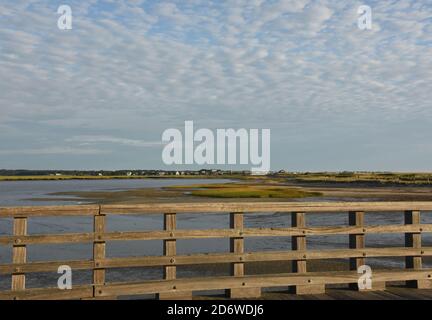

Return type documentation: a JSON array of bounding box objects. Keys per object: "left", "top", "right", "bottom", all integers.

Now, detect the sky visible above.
[{"left": 0, "top": 0, "right": 432, "bottom": 171}]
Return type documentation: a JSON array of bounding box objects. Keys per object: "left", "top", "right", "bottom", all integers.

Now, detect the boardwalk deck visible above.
[{"left": 195, "top": 286, "right": 432, "bottom": 300}]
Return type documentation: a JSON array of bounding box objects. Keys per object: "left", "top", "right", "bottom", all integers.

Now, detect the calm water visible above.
[{"left": 0, "top": 179, "right": 431, "bottom": 290}]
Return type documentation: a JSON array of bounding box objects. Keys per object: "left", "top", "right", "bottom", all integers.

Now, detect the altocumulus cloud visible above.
[
  {"left": 0, "top": 147, "right": 109, "bottom": 156},
  {"left": 66, "top": 135, "right": 162, "bottom": 147},
  {"left": 0, "top": 0, "right": 431, "bottom": 170}
]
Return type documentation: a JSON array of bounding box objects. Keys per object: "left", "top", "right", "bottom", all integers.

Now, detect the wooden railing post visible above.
[
  {"left": 157, "top": 213, "right": 192, "bottom": 300},
  {"left": 349, "top": 211, "right": 365, "bottom": 271},
  {"left": 227, "top": 212, "right": 261, "bottom": 298},
  {"left": 5, "top": 202, "right": 432, "bottom": 300},
  {"left": 93, "top": 208, "right": 107, "bottom": 298},
  {"left": 291, "top": 212, "right": 325, "bottom": 294},
  {"left": 11, "top": 217, "right": 27, "bottom": 293},
  {"left": 348, "top": 211, "right": 385, "bottom": 290},
  {"left": 405, "top": 210, "right": 431, "bottom": 288}
]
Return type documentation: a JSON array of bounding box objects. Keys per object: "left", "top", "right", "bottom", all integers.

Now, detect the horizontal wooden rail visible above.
[
  {"left": 2, "top": 268, "right": 431, "bottom": 300},
  {"left": 0, "top": 285, "right": 94, "bottom": 300},
  {"left": 1, "top": 224, "right": 431, "bottom": 245},
  {"left": 2, "top": 247, "right": 432, "bottom": 275},
  {"left": 101, "top": 202, "right": 432, "bottom": 214},
  {"left": 1, "top": 202, "right": 432, "bottom": 300},
  {"left": 0, "top": 260, "right": 93, "bottom": 274},
  {"left": 95, "top": 269, "right": 432, "bottom": 298},
  {"left": 0, "top": 205, "right": 99, "bottom": 217},
  {"left": 2, "top": 201, "right": 432, "bottom": 217},
  {"left": 0, "top": 233, "right": 94, "bottom": 245}
]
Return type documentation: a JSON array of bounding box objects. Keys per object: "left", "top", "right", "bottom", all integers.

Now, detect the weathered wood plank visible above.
[
  {"left": 349, "top": 211, "right": 365, "bottom": 270},
  {"left": 260, "top": 287, "right": 432, "bottom": 300},
  {"left": 387, "top": 286, "right": 432, "bottom": 300},
  {"left": 100, "top": 202, "right": 432, "bottom": 214},
  {"left": 348, "top": 211, "right": 386, "bottom": 291},
  {"left": 291, "top": 212, "right": 325, "bottom": 294},
  {"left": 0, "top": 286, "right": 93, "bottom": 300},
  {"left": 292, "top": 212, "right": 307, "bottom": 273},
  {"left": 93, "top": 214, "right": 106, "bottom": 296},
  {"left": 0, "top": 260, "right": 94, "bottom": 274},
  {"left": 2, "top": 202, "right": 432, "bottom": 218},
  {"left": 0, "top": 205, "right": 99, "bottom": 217},
  {"left": 3, "top": 224, "right": 427, "bottom": 245},
  {"left": 349, "top": 211, "right": 366, "bottom": 290},
  {"left": 0, "top": 233, "right": 94, "bottom": 245},
  {"left": 405, "top": 210, "right": 432, "bottom": 289},
  {"left": 95, "top": 269, "right": 432, "bottom": 297},
  {"left": 2, "top": 201, "right": 432, "bottom": 300},
  {"left": 163, "top": 213, "right": 176, "bottom": 280},
  {"left": 11, "top": 217, "right": 27, "bottom": 291},
  {"left": 3, "top": 247, "right": 430, "bottom": 274},
  {"left": 158, "top": 213, "right": 192, "bottom": 300},
  {"left": 228, "top": 212, "right": 261, "bottom": 298}
]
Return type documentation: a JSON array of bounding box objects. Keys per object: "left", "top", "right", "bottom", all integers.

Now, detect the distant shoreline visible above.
[
  {"left": 0, "top": 175, "right": 243, "bottom": 182},
  {"left": 2, "top": 172, "right": 432, "bottom": 186}
]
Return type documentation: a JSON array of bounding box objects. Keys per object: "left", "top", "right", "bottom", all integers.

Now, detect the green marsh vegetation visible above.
[
  {"left": 2, "top": 172, "right": 432, "bottom": 185},
  {"left": 164, "top": 183, "right": 322, "bottom": 199},
  {"left": 278, "top": 172, "right": 432, "bottom": 185}
]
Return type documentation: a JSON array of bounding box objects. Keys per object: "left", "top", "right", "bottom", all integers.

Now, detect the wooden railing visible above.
[{"left": 1, "top": 202, "right": 432, "bottom": 300}]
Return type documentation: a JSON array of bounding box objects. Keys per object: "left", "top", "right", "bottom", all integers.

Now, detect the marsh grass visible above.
[
  {"left": 3, "top": 172, "right": 432, "bottom": 185},
  {"left": 165, "top": 183, "right": 322, "bottom": 199},
  {"left": 279, "top": 172, "right": 432, "bottom": 185}
]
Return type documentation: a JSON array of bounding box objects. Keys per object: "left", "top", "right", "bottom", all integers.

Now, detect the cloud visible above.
[
  {"left": 0, "top": 0, "right": 431, "bottom": 170},
  {"left": 66, "top": 135, "right": 162, "bottom": 147},
  {"left": 0, "top": 147, "right": 109, "bottom": 155}
]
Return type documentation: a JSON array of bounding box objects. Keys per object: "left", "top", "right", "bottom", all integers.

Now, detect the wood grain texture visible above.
[
  {"left": 158, "top": 213, "right": 192, "bottom": 300},
  {"left": 95, "top": 269, "right": 432, "bottom": 297},
  {"left": 1, "top": 247, "right": 431, "bottom": 274},
  {"left": 2, "top": 202, "right": 432, "bottom": 299},
  {"left": 4, "top": 202, "right": 432, "bottom": 217},
  {"left": 100, "top": 202, "right": 432, "bottom": 214},
  {"left": 348, "top": 211, "right": 385, "bottom": 291},
  {"left": 93, "top": 214, "right": 106, "bottom": 292},
  {"left": 0, "top": 260, "right": 93, "bottom": 274},
  {"left": 11, "top": 217, "right": 27, "bottom": 291},
  {"left": 291, "top": 212, "right": 325, "bottom": 294},
  {"left": 0, "top": 286, "right": 93, "bottom": 300},
  {"left": 0, "top": 205, "right": 99, "bottom": 217},
  {"left": 228, "top": 212, "right": 261, "bottom": 298},
  {"left": 163, "top": 213, "right": 176, "bottom": 280},
  {"left": 405, "top": 210, "right": 432, "bottom": 288},
  {"left": 349, "top": 211, "right": 365, "bottom": 290},
  {"left": 2, "top": 224, "right": 429, "bottom": 245}
]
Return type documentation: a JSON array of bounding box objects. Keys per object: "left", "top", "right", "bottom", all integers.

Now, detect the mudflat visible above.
[{"left": 37, "top": 181, "right": 432, "bottom": 204}]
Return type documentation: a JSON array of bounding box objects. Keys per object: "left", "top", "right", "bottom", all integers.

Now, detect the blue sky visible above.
[{"left": 0, "top": 0, "right": 432, "bottom": 171}]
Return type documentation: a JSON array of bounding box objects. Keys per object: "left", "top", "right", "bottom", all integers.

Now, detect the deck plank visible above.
[{"left": 195, "top": 286, "right": 432, "bottom": 300}]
